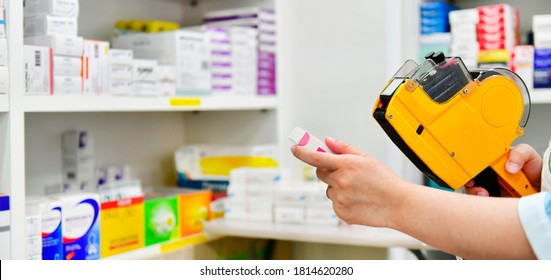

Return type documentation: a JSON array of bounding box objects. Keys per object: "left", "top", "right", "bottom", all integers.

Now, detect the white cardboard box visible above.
[
  {"left": 53, "top": 75, "right": 81, "bottom": 94},
  {"left": 110, "top": 64, "right": 132, "bottom": 80},
  {"left": 25, "top": 34, "right": 83, "bottom": 57},
  {"left": 113, "top": 29, "right": 211, "bottom": 96},
  {"left": 0, "top": 8, "right": 5, "bottom": 38},
  {"left": 24, "top": 15, "right": 78, "bottom": 37},
  {"left": 109, "top": 49, "right": 133, "bottom": 65},
  {"left": 0, "top": 38, "right": 7, "bottom": 66},
  {"left": 132, "top": 59, "right": 158, "bottom": 82},
  {"left": 24, "top": 0, "right": 79, "bottom": 18},
  {"left": 83, "top": 40, "right": 109, "bottom": 95},
  {"left": 109, "top": 80, "right": 132, "bottom": 96},
  {"left": 0, "top": 66, "right": 8, "bottom": 94},
  {"left": 24, "top": 45, "right": 52, "bottom": 95},
  {"left": 53, "top": 55, "right": 81, "bottom": 76}
]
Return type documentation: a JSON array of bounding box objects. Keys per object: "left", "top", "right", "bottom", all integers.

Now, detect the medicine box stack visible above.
[
  {"left": 206, "top": 27, "right": 233, "bottom": 95},
  {"left": 157, "top": 65, "right": 177, "bottom": 96},
  {"left": 50, "top": 192, "right": 101, "bottom": 260},
  {"left": 418, "top": 2, "right": 456, "bottom": 62},
  {"left": 24, "top": 0, "right": 78, "bottom": 37},
  {"left": 83, "top": 40, "right": 110, "bottom": 95},
  {"left": 112, "top": 29, "right": 211, "bottom": 96},
  {"left": 0, "top": 1, "right": 7, "bottom": 97},
  {"left": 225, "top": 168, "right": 338, "bottom": 225},
  {"left": 511, "top": 46, "right": 535, "bottom": 90},
  {"left": 24, "top": 0, "right": 82, "bottom": 95},
  {"left": 533, "top": 15, "right": 551, "bottom": 88},
  {"left": 62, "top": 130, "right": 95, "bottom": 192},
  {"left": 476, "top": 4, "right": 520, "bottom": 69},
  {"left": 108, "top": 49, "right": 133, "bottom": 95},
  {"left": 24, "top": 45, "right": 52, "bottom": 95},
  {"left": 477, "top": 5, "right": 519, "bottom": 52},
  {"left": 449, "top": 9, "right": 479, "bottom": 70},
  {"left": 230, "top": 27, "right": 259, "bottom": 96},
  {"left": 25, "top": 199, "right": 43, "bottom": 259},
  {"left": 225, "top": 168, "right": 280, "bottom": 222},
  {"left": 132, "top": 59, "right": 160, "bottom": 96},
  {"left": 204, "top": 7, "right": 277, "bottom": 95},
  {"left": 420, "top": 1, "right": 456, "bottom": 34},
  {"left": 26, "top": 197, "right": 64, "bottom": 260},
  {"left": 0, "top": 194, "right": 10, "bottom": 260},
  {"left": 206, "top": 26, "right": 258, "bottom": 96}
]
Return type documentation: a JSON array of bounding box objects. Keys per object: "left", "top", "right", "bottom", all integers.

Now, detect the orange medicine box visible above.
[
  {"left": 178, "top": 189, "right": 212, "bottom": 237},
  {"left": 100, "top": 196, "right": 145, "bottom": 258}
]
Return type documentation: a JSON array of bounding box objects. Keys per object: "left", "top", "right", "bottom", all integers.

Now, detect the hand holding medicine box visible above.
[{"left": 288, "top": 126, "right": 332, "bottom": 154}]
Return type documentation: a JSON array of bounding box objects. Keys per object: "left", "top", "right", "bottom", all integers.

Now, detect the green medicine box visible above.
[{"left": 144, "top": 194, "right": 180, "bottom": 246}]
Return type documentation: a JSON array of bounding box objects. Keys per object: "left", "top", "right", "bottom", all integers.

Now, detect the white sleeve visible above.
[{"left": 518, "top": 192, "right": 551, "bottom": 259}]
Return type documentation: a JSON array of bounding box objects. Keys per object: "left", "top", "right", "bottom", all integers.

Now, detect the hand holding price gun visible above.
[{"left": 373, "top": 51, "right": 539, "bottom": 197}]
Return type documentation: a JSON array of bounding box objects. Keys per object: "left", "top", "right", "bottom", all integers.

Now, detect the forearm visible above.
[{"left": 389, "top": 182, "right": 536, "bottom": 259}]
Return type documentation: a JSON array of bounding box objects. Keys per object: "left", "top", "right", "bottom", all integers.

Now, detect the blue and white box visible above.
[
  {"left": 0, "top": 195, "right": 10, "bottom": 260},
  {"left": 52, "top": 192, "right": 100, "bottom": 260},
  {"left": 40, "top": 198, "right": 63, "bottom": 260}
]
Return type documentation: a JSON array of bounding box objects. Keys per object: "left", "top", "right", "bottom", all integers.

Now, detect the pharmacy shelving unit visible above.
[
  {"left": 0, "top": 95, "right": 8, "bottom": 112},
  {"left": 3, "top": 0, "right": 425, "bottom": 260},
  {"left": 3, "top": 0, "right": 282, "bottom": 260}
]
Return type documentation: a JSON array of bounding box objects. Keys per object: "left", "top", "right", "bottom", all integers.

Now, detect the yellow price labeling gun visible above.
[{"left": 373, "top": 52, "right": 538, "bottom": 197}]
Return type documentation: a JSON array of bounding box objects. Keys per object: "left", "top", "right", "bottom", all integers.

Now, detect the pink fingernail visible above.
[{"left": 506, "top": 162, "right": 520, "bottom": 174}]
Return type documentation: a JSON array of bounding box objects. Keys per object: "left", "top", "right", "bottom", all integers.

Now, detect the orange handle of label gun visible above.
[{"left": 491, "top": 153, "right": 539, "bottom": 197}]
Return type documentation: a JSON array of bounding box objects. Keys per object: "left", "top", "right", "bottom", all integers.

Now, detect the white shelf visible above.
[
  {"left": 0, "top": 94, "right": 8, "bottom": 112},
  {"left": 102, "top": 232, "right": 222, "bottom": 260},
  {"left": 22, "top": 95, "right": 278, "bottom": 113},
  {"left": 203, "top": 219, "right": 432, "bottom": 250},
  {"left": 531, "top": 88, "right": 551, "bottom": 104}
]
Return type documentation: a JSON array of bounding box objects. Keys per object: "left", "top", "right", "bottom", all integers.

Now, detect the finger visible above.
[
  {"left": 325, "top": 137, "right": 363, "bottom": 155},
  {"left": 326, "top": 186, "right": 332, "bottom": 200},
  {"left": 291, "top": 145, "right": 341, "bottom": 170},
  {"left": 316, "top": 168, "right": 337, "bottom": 185},
  {"left": 465, "top": 186, "right": 489, "bottom": 196},
  {"left": 464, "top": 180, "right": 475, "bottom": 188},
  {"left": 507, "top": 144, "right": 543, "bottom": 182}
]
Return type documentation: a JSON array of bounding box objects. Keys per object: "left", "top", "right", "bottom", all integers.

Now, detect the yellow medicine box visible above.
[{"left": 100, "top": 196, "right": 145, "bottom": 258}]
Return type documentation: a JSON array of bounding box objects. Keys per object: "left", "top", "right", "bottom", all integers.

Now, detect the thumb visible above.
[
  {"left": 506, "top": 144, "right": 542, "bottom": 188},
  {"left": 506, "top": 144, "right": 539, "bottom": 174},
  {"left": 325, "top": 137, "right": 363, "bottom": 155}
]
